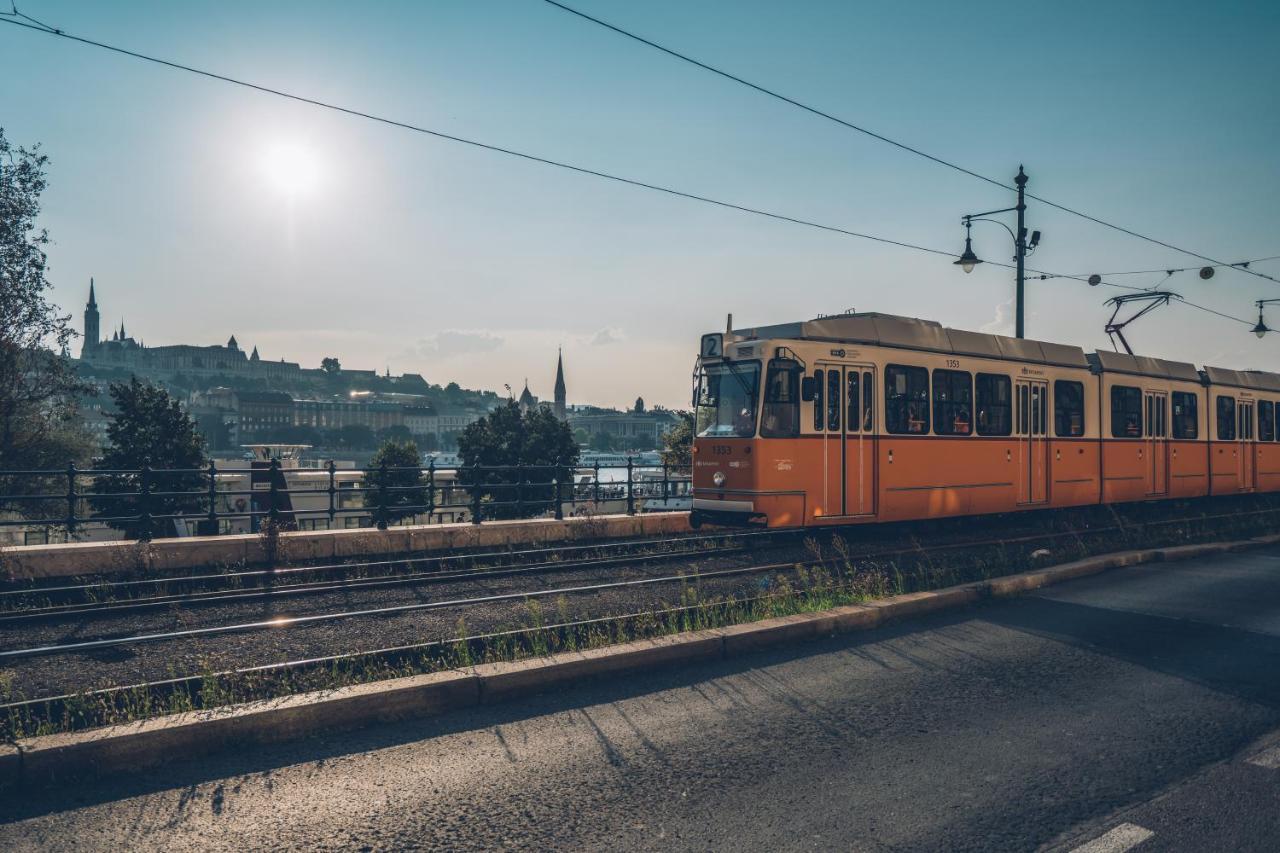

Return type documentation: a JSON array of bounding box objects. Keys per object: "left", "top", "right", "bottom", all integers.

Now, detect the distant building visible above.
[
  {"left": 568, "top": 407, "right": 680, "bottom": 445},
  {"left": 77, "top": 281, "right": 302, "bottom": 380}
]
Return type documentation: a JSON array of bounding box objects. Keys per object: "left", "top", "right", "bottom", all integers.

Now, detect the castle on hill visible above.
[{"left": 78, "top": 279, "right": 304, "bottom": 381}]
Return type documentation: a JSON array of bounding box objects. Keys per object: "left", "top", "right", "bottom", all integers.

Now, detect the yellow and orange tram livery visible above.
[{"left": 689, "top": 312, "right": 1280, "bottom": 528}]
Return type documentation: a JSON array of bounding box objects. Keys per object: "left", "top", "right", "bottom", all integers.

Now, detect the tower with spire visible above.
[
  {"left": 553, "top": 348, "right": 567, "bottom": 420},
  {"left": 81, "top": 278, "right": 100, "bottom": 359}
]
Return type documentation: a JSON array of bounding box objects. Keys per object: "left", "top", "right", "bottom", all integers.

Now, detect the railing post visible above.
[
  {"left": 206, "top": 460, "right": 218, "bottom": 533},
  {"left": 626, "top": 457, "right": 636, "bottom": 516},
  {"left": 553, "top": 458, "right": 564, "bottom": 520},
  {"left": 593, "top": 461, "right": 601, "bottom": 510},
  {"left": 662, "top": 462, "right": 669, "bottom": 503},
  {"left": 376, "top": 460, "right": 389, "bottom": 530},
  {"left": 65, "top": 462, "right": 78, "bottom": 534},
  {"left": 516, "top": 468, "right": 526, "bottom": 518},
  {"left": 268, "top": 458, "right": 280, "bottom": 527},
  {"left": 326, "top": 460, "right": 337, "bottom": 529},
  {"left": 139, "top": 465, "right": 153, "bottom": 541},
  {"left": 471, "top": 462, "right": 482, "bottom": 525},
  {"left": 426, "top": 458, "right": 436, "bottom": 524}
]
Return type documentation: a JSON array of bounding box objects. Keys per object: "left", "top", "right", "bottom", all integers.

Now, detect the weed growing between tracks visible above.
[{"left": 3, "top": 495, "right": 1279, "bottom": 740}]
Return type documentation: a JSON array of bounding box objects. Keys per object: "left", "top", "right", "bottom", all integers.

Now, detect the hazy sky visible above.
[{"left": 4, "top": 0, "right": 1279, "bottom": 408}]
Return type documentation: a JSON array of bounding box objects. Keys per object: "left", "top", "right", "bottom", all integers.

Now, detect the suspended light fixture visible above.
[{"left": 953, "top": 221, "right": 983, "bottom": 274}]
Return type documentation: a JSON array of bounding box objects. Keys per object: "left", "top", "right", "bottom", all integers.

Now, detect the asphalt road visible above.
[{"left": 3, "top": 547, "right": 1280, "bottom": 851}]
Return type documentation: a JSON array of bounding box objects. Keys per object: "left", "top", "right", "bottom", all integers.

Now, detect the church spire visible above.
[
  {"left": 81, "top": 278, "right": 100, "bottom": 359},
  {"left": 553, "top": 348, "right": 567, "bottom": 420}
]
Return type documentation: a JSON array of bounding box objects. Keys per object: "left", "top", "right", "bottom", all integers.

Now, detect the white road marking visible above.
[
  {"left": 1069, "top": 823, "right": 1154, "bottom": 853},
  {"left": 1247, "top": 745, "right": 1280, "bottom": 769}
]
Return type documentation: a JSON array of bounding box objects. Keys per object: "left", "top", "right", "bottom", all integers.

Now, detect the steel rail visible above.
[
  {"left": 0, "top": 560, "right": 805, "bottom": 661},
  {"left": 0, "top": 540, "right": 757, "bottom": 622},
  {"left": 0, "top": 589, "right": 801, "bottom": 717},
  {"left": 1, "top": 504, "right": 1270, "bottom": 624},
  {"left": 0, "top": 527, "right": 785, "bottom": 601}
]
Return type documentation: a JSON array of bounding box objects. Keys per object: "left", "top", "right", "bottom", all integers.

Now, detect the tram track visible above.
[
  {"left": 1, "top": 498, "right": 1275, "bottom": 716},
  {"left": 0, "top": 528, "right": 787, "bottom": 619},
  {"left": 2, "top": 503, "right": 1273, "bottom": 662}
]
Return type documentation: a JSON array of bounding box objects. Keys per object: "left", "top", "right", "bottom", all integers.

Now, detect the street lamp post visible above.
[{"left": 953, "top": 166, "right": 1040, "bottom": 339}]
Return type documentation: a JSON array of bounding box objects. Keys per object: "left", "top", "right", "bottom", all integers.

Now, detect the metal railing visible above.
[{"left": 0, "top": 458, "right": 691, "bottom": 542}]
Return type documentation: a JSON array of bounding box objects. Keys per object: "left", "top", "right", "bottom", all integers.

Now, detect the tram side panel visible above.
[
  {"left": 1045, "top": 368, "right": 1101, "bottom": 509},
  {"left": 1255, "top": 397, "right": 1280, "bottom": 493},
  {"left": 1207, "top": 385, "right": 1256, "bottom": 495}
]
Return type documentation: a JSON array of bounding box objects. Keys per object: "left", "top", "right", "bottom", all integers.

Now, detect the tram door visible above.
[
  {"left": 1144, "top": 391, "right": 1169, "bottom": 496},
  {"left": 1015, "top": 379, "right": 1049, "bottom": 504},
  {"left": 1238, "top": 400, "right": 1256, "bottom": 491},
  {"left": 815, "top": 363, "right": 877, "bottom": 518}
]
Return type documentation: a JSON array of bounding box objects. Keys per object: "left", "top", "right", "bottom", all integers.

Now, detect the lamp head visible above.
[{"left": 954, "top": 234, "right": 982, "bottom": 274}]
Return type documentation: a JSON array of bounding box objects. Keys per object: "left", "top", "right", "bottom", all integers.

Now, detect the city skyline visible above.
[{"left": 3, "top": 0, "right": 1279, "bottom": 410}]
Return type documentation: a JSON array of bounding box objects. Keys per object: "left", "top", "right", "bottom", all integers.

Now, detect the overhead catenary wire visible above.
[
  {"left": 0, "top": 12, "right": 1256, "bottom": 331},
  {"left": 540, "top": 0, "right": 1280, "bottom": 287}
]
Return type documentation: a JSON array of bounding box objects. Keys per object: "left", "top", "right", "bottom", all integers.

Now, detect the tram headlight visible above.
[{"left": 713, "top": 471, "right": 726, "bottom": 487}]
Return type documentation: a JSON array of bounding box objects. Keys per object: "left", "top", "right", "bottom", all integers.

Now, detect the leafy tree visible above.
[
  {"left": 589, "top": 431, "right": 616, "bottom": 452},
  {"left": 323, "top": 423, "right": 376, "bottom": 450},
  {"left": 458, "top": 401, "right": 579, "bottom": 520},
  {"left": 573, "top": 427, "right": 589, "bottom": 446},
  {"left": 320, "top": 357, "right": 341, "bottom": 374},
  {"left": 91, "top": 379, "right": 207, "bottom": 539},
  {"left": 660, "top": 411, "right": 695, "bottom": 473},
  {"left": 363, "top": 438, "right": 426, "bottom": 526},
  {"left": 377, "top": 424, "right": 414, "bottom": 444},
  {"left": 0, "top": 128, "right": 92, "bottom": 472},
  {"left": 0, "top": 129, "right": 95, "bottom": 526}
]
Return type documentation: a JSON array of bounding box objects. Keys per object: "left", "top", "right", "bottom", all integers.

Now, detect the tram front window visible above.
[{"left": 697, "top": 361, "right": 761, "bottom": 437}]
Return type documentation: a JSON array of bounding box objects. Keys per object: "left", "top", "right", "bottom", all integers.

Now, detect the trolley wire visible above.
[
  {"left": 0, "top": 11, "right": 1257, "bottom": 329},
  {"left": 540, "top": 0, "right": 1280, "bottom": 287}
]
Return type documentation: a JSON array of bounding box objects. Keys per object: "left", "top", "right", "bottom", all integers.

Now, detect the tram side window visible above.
[
  {"left": 1054, "top": 380, "right": 1085, "bottom": 437},
  {"left": 1110, "top": 386, "right": 1143, "bottom": 438},
  {"left": 1216, "top": 395, "right": 1236, "bottom": 440},
  {"left": 761, "top": 360, "right": 801, "bottom": 438},
  {"left": 862, "top": 372, "right": 874, "bottom": 432},
  {"left": 885, "top": 365, "right": 929, "bottom": 434},
  {"left": 846, "top": 372, "right": 860, "bottom": 432},
  {"left": 975, "top": 373, "right": 1012, "bottom": 436},
  {"left": 827, "top": 369, "right": 841, "bottom": 431},
  {"left": 1172, "top": 392, "right": 1198, "bottom": 440},
  {"left": 1260, "top": 401, "right": 1275, "bottom": 442},
  {"left": 932, "top": 369, "right": 972, "bottom": 436},
  {"left": 812, "top": 369, "right": 824, "bottom": 431}
]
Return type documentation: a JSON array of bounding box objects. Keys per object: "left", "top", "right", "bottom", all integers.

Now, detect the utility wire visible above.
[
  {"left": 1046, "top": 255, "right": 1280, "bottom": 279},
  {"left": 540, "top": 0, "right": 1280, "bottom": 286},
  {"left": 0, "top": 14, "right": 953, "bottom": 260},
  {"left": 0, "top": 12, "right": 1256, "bottom": 332}
]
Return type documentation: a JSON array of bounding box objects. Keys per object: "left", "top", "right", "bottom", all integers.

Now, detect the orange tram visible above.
[{"left": 688, "top": 312, "right": 1280, "bottom": 529}]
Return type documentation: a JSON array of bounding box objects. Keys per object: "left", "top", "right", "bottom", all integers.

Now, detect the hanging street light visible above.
[
  {"left": 953, "top": 166, "right": 1039, "bottom": 338},
  {"left": 953, "top": 221, "right": 983, "bottom": 274},
  {"left": 1253, "top": 299, "right": 1280, "bottom": 338}
]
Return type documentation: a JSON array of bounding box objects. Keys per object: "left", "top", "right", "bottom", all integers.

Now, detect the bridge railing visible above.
[{"left": 0, "top": 458, "right": 689, "bottom": 542}]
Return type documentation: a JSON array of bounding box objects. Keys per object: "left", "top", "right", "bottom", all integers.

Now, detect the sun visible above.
[{"left": 260, "top": 141, "right": 321, "bottom": 196}]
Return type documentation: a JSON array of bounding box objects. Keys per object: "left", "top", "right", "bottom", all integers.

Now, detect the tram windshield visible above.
[{"left": 696, "top": 361, "right": 760, "bottom": 438}]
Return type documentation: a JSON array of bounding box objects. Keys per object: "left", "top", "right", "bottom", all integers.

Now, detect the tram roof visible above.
[
  {"left": 1088, "top": 351, "right": 1201, "bottom": 383},
  {"left": 1202, "top": 365, "right": 1280, "bottom": 392},
  {"left": 733, "top": 312, "right": 1089, "bottom": 369}
]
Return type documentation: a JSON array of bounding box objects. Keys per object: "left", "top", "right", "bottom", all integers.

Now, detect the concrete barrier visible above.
[
  {"left": 0, "top": 512, "right": 692, "bottom": 580},
  {"left": 2, "top": 533, "right": 1270, "bottom": 790}
]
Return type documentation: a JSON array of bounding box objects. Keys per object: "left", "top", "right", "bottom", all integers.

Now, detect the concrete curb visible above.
[
  {"left": 0, "top": 512, "right": 692, "bottom": 580},
  {"left": 2, "top": 533, "right": 1274, "bottom": 789}
]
